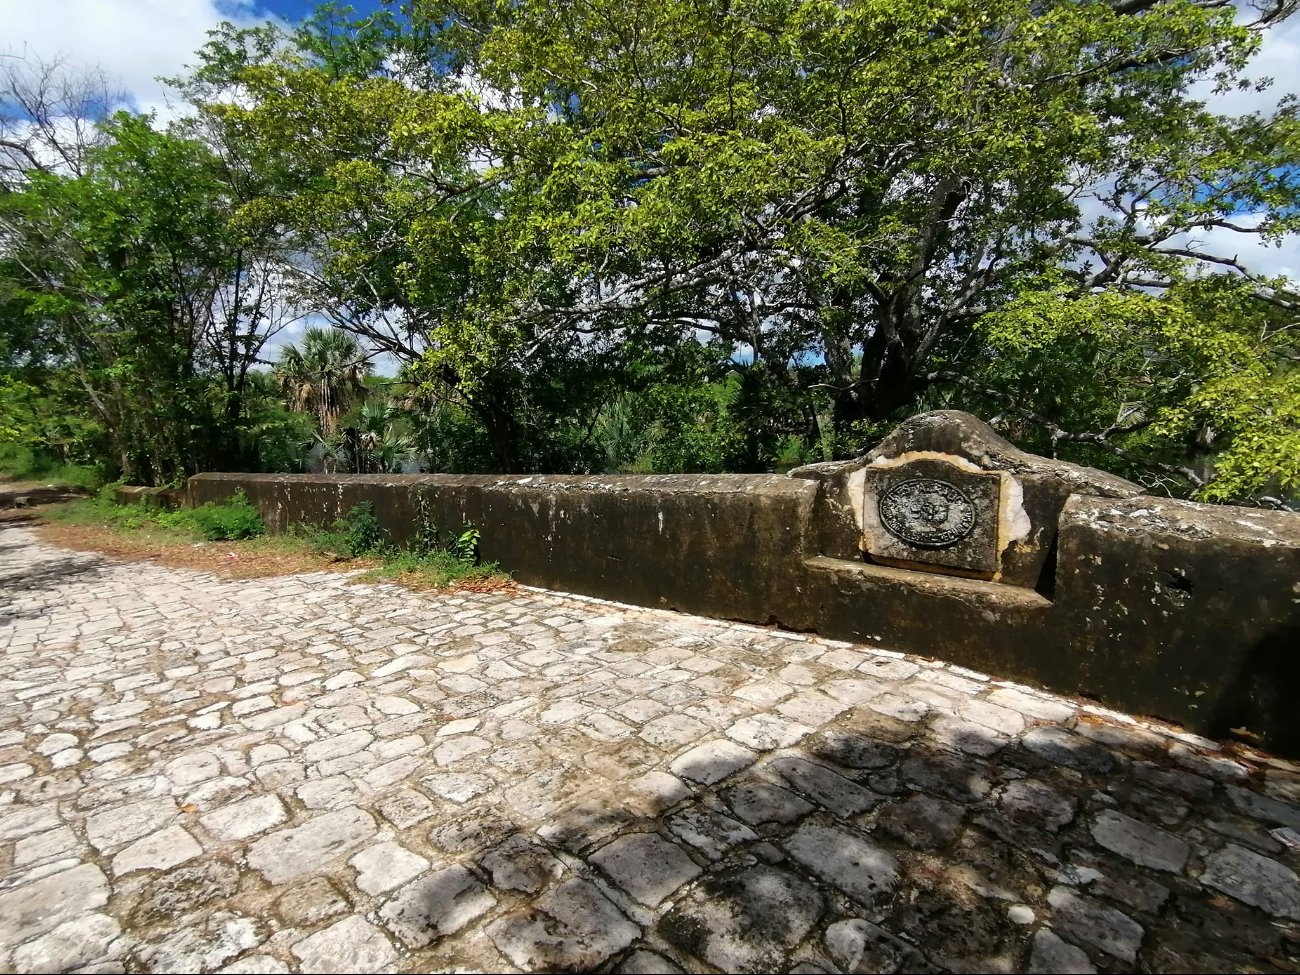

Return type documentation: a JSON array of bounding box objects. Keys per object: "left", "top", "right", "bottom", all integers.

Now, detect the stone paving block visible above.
[
  {"left": 379, "top": 865, "right": 497, "bottom": 948},
  {"left": 1022, "top": 727, "right": 1117, "bottom": 774},
  {"left": 670, "top": 739, "right": 758, "bottom": 785},
  {"left": 85, "top": 797, "right": 178, "bottom": 852},
  {"left": 376, "top": 787, "right": 437, "bottom": 829},
  {"left": 659, "top": 866, "right": 824, "bottom": 971},
  {"left": 641, "top": 714, "right": 711, "bottom": 749},
  {"left": 423, "top": 771, "right": 494, "bottom": 804},
  {"left": 1046, "top": 886, "right": 1144, "bottom": 962},
  {"left": 350, "top": 840, "right": 430, "bottom": 895},
  {"left": 1028, "top": 928, "right": 1096, "bottom": 974},
  {"left": 11, "top": 913, "right": 122, "bottom": 973},
  {"left": 999, "top": 779, "right": 1078, "bottom": 831},
  {"left": 0, "top": 863, "right": 110, "bottom": 946},
  {"left": 784, "top": 822, "right": 899, "bottom": 906},
  {"left": 480, "top": 833, "right": 565, "bottom": 893},
  {"left": 0, "top": 805, "right": 61, "bottom": 841},
  {"left": 136, "top": 911, "right": 260, "bottom": 973},
  {"left": 434, "top": 734, "right": 492, "bottom": 765},
  {"left": 13, "top": 824, "right": 81, "bottom": 866},
  {"left": 724, "top": 781, "right": 815, "bottom": 825},
  {"left": 112, "top": 825, "right": 203, "bottom": 876},
  {"left": 246, "top": 808, "right": 376, "bottom": 884},
  {"left": 727, "top": 713, "right": 814, "bottom": 751},
  {"left": 591, "top": 832, "right": 704, "bottom": 906},
  {"left": 624, "top": 770, "right": 693, "bottom": 815},
  {"left": 876, "top": 794, "right": 965, "bottom": 849},
  {"left": 486, "top": 877, "right": 638, "bottom": 970},
  {"left": 201, "top": 794, "right": 288, "bottom": 843},
  {"left": 291, "top": 916, "right": 397, "bottom": 974},
  {"left": 667, "top": 807, "right": 759, "bottom": 861},
  {"left": 768, "top": 754, "right": 881, "bottom": 815},
  {"left": 1090, "top": 810, "right": 1190, "bottom": 873},
  {"left": 1200, "top": 843, "right": 1300, "bottom": 919}
]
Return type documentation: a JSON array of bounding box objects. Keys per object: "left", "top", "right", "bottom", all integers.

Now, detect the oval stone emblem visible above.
[{"left": 878, "top": 478, "right": 976, "bottom": 548}]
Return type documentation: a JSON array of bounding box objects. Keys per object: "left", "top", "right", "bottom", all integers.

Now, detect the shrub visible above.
[
  {"left": 332, "top": 502, "right": 384, "bottom": 557},
  {"left": 160, "top": 491, "right": 265, "bottom": 541}
]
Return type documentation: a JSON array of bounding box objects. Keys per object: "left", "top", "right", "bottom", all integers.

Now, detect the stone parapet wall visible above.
[
  {"left": 112, "top": 485, "right": 185, "bottom": 510},
  {"left": 184, "top": 412, "right": 1300, "bottom": 754}
]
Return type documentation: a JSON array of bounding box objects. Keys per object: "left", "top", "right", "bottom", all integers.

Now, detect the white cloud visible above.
[
  {"left": 1190, "top": 10, "right": 1300, "bottom": 116},
  {"left": 0, "top": 0, "right": 280, "bottom": 121}
]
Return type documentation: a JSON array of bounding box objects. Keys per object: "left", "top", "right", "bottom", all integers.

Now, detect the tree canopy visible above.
[{"left": 1, "top": 0, "right": 1297, "bottom": 499}]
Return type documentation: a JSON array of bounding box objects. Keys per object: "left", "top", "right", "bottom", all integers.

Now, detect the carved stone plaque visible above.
[
  {"left": 878, "top": 478, "right": 976, "bottom": 548},
  {"left": 861, "top": 459, "right": 1002, "bottom": 575}
]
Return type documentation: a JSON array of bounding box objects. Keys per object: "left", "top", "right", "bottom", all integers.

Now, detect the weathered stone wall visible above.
[
  {"left": 184, "top": 413, "right": 1300, "bottom": 754},
  {"left": 112, "top": 485, "right": 185, "bottom": 510},
  {"left": 188, "top": 472, "right": 818, "bottom": 626}
]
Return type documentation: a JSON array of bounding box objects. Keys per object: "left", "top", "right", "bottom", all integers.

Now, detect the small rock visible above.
[{"left": 1008, "top": 905, "right": 1035, "bottom": 925}]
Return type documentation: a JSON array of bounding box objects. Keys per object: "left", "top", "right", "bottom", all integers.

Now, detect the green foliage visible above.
[
  {"left": 5, "top": 1, "right": 1299, "bottom": 502},
  {"left": 295, "top": 502, "right": 493, "bottom": 584},
  {"left": 275, "top": 328, "right": 374, "bottom": 438},
  {"left": 449, "top": 525, "right": 480, "bottom": 564},
  {"left": 321, "top": 502, "right": 385, "bottom": 557},
  {"left": 355, "top": 547, "right": 500, "bottom": 588},
  {"left": 0, "top": 444, "right": 105, "bottom": 491},
  {"left": 159, "top": 492, "right": 266, "bottom": 541},
  {"left": 49, "top": 491, "right": 264, "bottom": 541},
  {"left": 969, "top": 276, "right": 1299, "bottom": 501}
]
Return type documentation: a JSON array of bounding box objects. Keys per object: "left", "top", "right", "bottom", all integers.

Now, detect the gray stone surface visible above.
[
  {"left": 1046, "top": 886, "right": 1144, "bottom": 962},
  {"left": 486, "top": 878, "right": 637, "bottom": 970},
  {"left": 784, "top": 823, "right": 899, "bottom": 905},
  {"left": 1091, "top": 810, "right": 1190, "bottom": 873},
  {"left": 246, "top": 808, "right": 376, "bottom": 884},
  {"left": 591, "top": 832, "right": 703, "bottom": 906},
  {"left": 1, "top": 525, "right": 1298, "bottom": 973},
  {"left": 1028, "top": 928, "right": 1096, "bottom": 974},
  {"left": 291, "top": 916, "right": 397, "bottom": 973},
  {"left": 660, "top": 866, "right": 824, "bottom": 972},
  {"left": 1200, "top": 843, "right": 1300, "bottom": 919},
  {"left": 378, "top": 865, "right": 495, "bottom": 947}
]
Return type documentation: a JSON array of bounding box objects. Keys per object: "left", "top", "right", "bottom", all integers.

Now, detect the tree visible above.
[
  {"left": 187, "top": 0, "right": 1299, "bottom": 496},
  {"left": 2, "top": 53, "right": 302, "bottom": 483},
  {"left": 274, "top": 327, "right": 374, "bottom": 436},
  {"left": 0, "top": 51, "right": 122, "bottom": 182}
]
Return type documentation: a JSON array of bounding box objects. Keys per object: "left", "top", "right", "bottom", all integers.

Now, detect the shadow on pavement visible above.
[{"left": 386, "top": 694, "right": 1298, "bottom": 973}]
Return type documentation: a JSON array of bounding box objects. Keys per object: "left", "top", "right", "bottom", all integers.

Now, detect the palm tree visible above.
[
  {"left": 274, "top": 328, "right": 373, "bottom": 436},
  {"left": 349, "top": 401, "right": 414, "bottom": 474}
]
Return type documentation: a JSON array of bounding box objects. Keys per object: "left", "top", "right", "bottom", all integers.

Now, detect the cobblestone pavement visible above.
[{"left": 2, "top": 523, "right": 1300, "bottom": 974}]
